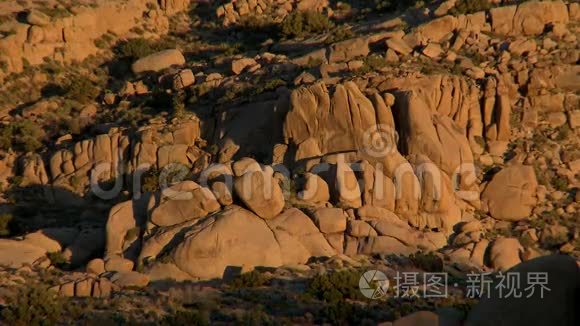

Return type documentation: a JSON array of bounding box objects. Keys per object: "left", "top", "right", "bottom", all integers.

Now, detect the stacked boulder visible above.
[
  {"left": 282, "top": 81, "right": 472, "bottom": 231},
  {"left": 93, "top": 80, "right": 493, "bottom": 281},
  {"left": 216, "top": 0, "right": 330, "bottom": 26},
  {"left": 0, "top": 0, "right": 191, "bottom": 76},
  {"left": 19, "top": 118, "right": 203, "bottom": 200},
  {"left": 94, "top": 130, "right": 465, "bottom": 280}
]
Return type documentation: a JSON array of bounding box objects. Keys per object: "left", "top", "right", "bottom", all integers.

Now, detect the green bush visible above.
[
  {"left": 358, "top": 54, "right": 388, "bottom": 74},
  {"left": 449, "top": 0, "right": 493, "bottom": 15},
  {"left": 172, "top": 91, "right": 187, "bottom": 118},
  {"left": 307, "top": 269, "right": 363, "bottom": 303},
  {"left": 1, "top": 283, "right": 64, "bottom": 326},
  {"left": 229, "top": 270, "right": 270, "bottom": 289},
  {"left": 556, "top": 124, "right": 570, "bottom": 141},
  {"left": 64, "top": 74, "right": 100, "bottom": 103},
  {"left": 0, "top": 120, "right": 43, "bottom": 152},
  {"left": 160, "top": 309, "right": 208, "bottom": 326},
  {"left": 409, "top": 252, "right": 443, "bottom": 272},
  {"left": 0, "top": 213, "right": 13, "bottom": 237},
  {"left": 116, "top": 38, "right": 157, "bottom": 59},
  {"left": 0, "top": 60, "right": 8, "bottom": 73},
  {"left": 280, "top": 11, "right": 334, "bottom": 38},
  {"left": 250, "top": 78, "right": 287, "bottom": 96},
  {"left": 141, "top": 167, "right": 161, "bottom": 193},
  {"left": 373, "top": 0, "right": 433, "bottom": 13},
  {"left": 325, "top": 25, "right": 355, "bottom": 44},
  {"left": 47, "top": 251, "right": 69, "bottom": 269},
  {"left": 239, "top": 307, "right": 273, "bottom": 326},
  {"left": 551, "top": 175, "right": 569, "bottom": 192},
  {"left": 94, "top": 33, "right": 116, "bottom": 49},
  {"left": 115, "top": 38, "right": 176, "bottom": 60},
  {"left": 316, "top": 300, "right": 379, "bottom": 325}
]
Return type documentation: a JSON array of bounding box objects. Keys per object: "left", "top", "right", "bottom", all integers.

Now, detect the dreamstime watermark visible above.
[
  {"left": 358, "top": 270, "right": 551, "bottom": 300},
  {"left": 82, "top": 124, "right": 480, "bottom": 204},
  {"left": 87, "top": 157, "right": 479, "bottom": 204},
  {"left": 362, "top": 124, "right": 399, "bottom": 158}
]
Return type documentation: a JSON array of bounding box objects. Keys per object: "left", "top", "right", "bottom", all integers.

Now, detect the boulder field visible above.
[{"left": 1, "top": 78, "right": 545, "bottom": 282}]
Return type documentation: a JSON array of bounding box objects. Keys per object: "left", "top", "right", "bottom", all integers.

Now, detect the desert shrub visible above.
[
  {"left": 237, "top": 15, "right": 277, "bottom": 35},
  {"left": 187, "top": 82, "right": 213, "bottom": 105},
  {"left": 551, "top": 175, "right": 569, "bottom": 192},
  {"left": 1, "top": 283, "right": 64, "bottom": 326},
  {"left": 541, "top": 225, "right": 569, "bottom": 248},
  {"left": 0, "top": 124, "right": 12, "bottom": 151},
  {"left": 63, "top": 74, "right": 100, "bottom": 103},
  {"left": 115, "top": 37, "right": 177, "bottom": 61},
  {"left": 239, "top": 307, "right": 273, "bottom": 325},
  {"left": 316, "top": 300, "right": 381, "bottom": 325},
  {"left": 250, "top": 78, "right": 287, "bottom": 96},
  {"left": 305, "top": 57, "right": 324, "bottom": 68},
  {"left": 141, "top": 167, "right": 161, "bottom": 193},
  {"left": 40, "top": 7, "right": 72, "bottom": 19},
  {"left": 373, "top": 0, "right": 398, "bottom": 12},
  {"left": 0, "top": 120, "right": 43, "bottom": 152},
  {"left": 534, "top": 164, "right": 551, "bottom": 186},
  {"left": 510, "top": 108, "right": 522, "bottom": 129},
  {"left": 325, "top": 25, "right": 355, "bottom": 44},
  {"left": 373, "top": 0, "right": 434, "bottom": 12},
  {"left": 280, "top": 11, "right": 334, "bottom": 38},
  {"left": 307, "top": 269, "right": 363, "bottom": 303},
  {"left": 219, "top": 42, "right": 243, "bottom": 56},
  {"left": 94, "top": 33, "right": 116, "bottom": 49},
  {"left": 0, "top": 59, "right": 8, "bottom": 72},
  {"left": 409, "top": 252, "right": 443, "bottom": 272},
  {"left": 172, "top": 91, "right": 187, "bottom": 118},
  {"left": 47, "top": 251, "right": 69, "bottom": 269},
  {"left": 358, "top": 54, "right": 387, "bottom": 74},
  {"left": 0, "top": 213, "right": 13, "bottom": 237},
  {"left": 449, "top": 0, "right": 493, "bottom": 15},
  {"left": 229, "top": 270, "right": 270, "bottom": 289},
  {"left": 555, "top": 124, "right": 570, "bottom": 141},
  {"left": 160, "top": 309, "right": 208, "bottom": 326},
  {"left": 116, "top": 38, "right": 157, "bottom": 59}
]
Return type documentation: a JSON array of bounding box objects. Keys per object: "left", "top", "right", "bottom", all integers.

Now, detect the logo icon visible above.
[
  {"left": 359, "top": 270, "right": 390, "bottom": 299},
  {"left": 362, "top": 124, "right": 399, "bottom": 158}
]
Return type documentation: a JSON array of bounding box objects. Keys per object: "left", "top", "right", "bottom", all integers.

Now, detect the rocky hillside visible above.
[{"left": 0, "top": 0, "right": 578, "bottom": 324}]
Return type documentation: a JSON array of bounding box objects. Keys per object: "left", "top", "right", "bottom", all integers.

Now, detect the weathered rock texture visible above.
[
  {"left": 0, "top": 0, "right": 191, "bottom": 76},
  {"left": 20, "top": 118, "right": 202, "bottom": 200},
  {"left": 216, "top": 0, "right": 330, "bottom": 26}
]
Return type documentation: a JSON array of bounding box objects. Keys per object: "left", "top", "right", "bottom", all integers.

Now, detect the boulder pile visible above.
[
  {"left": 0, "top": 0, "right": 192, "bottom": 76},
  {"left": 216, "top": 0, "right": 331, "bottom": 26}
]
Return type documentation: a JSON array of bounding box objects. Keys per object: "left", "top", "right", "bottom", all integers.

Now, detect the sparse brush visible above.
[
  {"left": 0, "top": 119, "right": 44, "bottom": 152},
  {"left": 47, "top": 251, "right": 69, "bottom": 269},
  {"left": 307, "top": 269, "right": 363, "bottom": 303},
  {"left": 0, "top": 213, "right": 13, "bottom": 236},
  {"left": 449, "top": 0, "right": 494, "bottom": 15},
  {"left": 160, "top": 309, "right": 209, "bottom": 326},
  {"left": 1, "top": 283, "right": 64, "bottom": 326},
  {"left": 325, "top": 25, "right": 355, "bottom": 44},
  {"left": 115, "top": 38, "right": 176, "bottom": 60},
  {"left": 280, "top": 11, "right": 334, "bottom": 38},
  {"left": 229, "top": 270, "right": 270, "bottom": 289},
  {"left": 409, "top": 252, "right": 443, "bottom": 272},
  {"left": 358, "top": 54, "right": 387, "bottom": 74},
  {"left": 63, "top": 74, "right": 100, "bottom": 104}
]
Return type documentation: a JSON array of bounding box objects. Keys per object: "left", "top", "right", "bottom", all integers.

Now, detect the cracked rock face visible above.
[
  {"left": 482, "top": 164, "right": 539, "bottom": 222},
  {"left": 154, "top": 205, "right": 334, "bottom": 280},
  {"left": 1, "top": 2, "right": 576, "bottom": 312}
]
